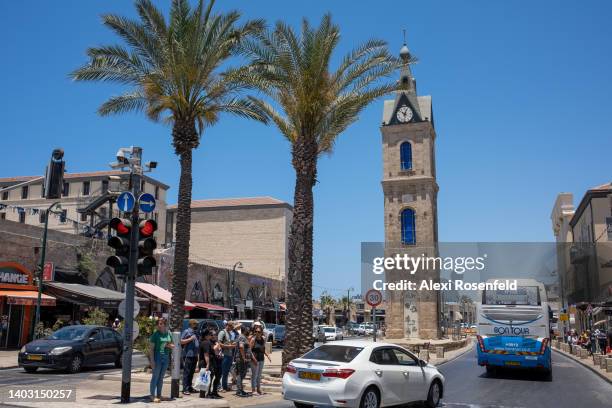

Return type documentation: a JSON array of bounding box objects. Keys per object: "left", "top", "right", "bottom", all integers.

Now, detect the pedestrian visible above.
[
  {"left": 218, "top": 321, "right": 236, "bottom": 392},
  {"left": 196, "top": 329, "right": 222, "bottom": 399},
  {"left": 596, "top": 329, "right": 607, "bottom": 355},
  {"left": 235, "top": 325, "right": 254, "bottom": 397},
  {"left": 180, "top": 319, "right": 199, "bottom": 395},
  {"left": 589, "top": 330, "right": 597, "bottom": 355},
  {"left": 250, "top": 325, "right": 272, "bottom": 395},
  {"left": 149, "top": 318, "right": 174, "bottom": 403},
  {"left": 112, "top": 318, "right": 120, "bottom": 331}
]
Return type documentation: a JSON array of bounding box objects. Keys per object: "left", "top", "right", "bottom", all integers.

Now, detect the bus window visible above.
[{"left": 484, "top": 286, "right": 540, "bottom": 306}]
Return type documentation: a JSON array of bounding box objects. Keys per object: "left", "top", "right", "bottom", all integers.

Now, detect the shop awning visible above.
[
  {"left": 0, "top": 290, "right": 56, "bottom": 307},
  {"left": 44, "top": 282, "right": 146, "bottom": 309},
  {"left": 135, "top": 282, "right": 195, "bottom": 310},
  {"left": 191, "top": 302, "right": 231, "bottom": 312}
]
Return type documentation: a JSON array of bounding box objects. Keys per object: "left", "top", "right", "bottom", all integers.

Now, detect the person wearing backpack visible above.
[{"left": 218, "top": 321, "right": 236, "bottom": 391}]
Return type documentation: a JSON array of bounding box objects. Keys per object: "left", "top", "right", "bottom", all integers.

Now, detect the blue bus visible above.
[{"left": 476, "top": 279, "right": 552, "bottom": 376}]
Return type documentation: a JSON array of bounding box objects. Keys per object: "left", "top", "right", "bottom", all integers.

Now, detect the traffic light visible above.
[
  {"left": 44, "top": 149, "right": 65, "bottom": 199},
  {"left": 137, "top": 219, "right": 157, "bottom": 276},
  {"left": 106, "top": 218, "right": 131, "bottom": 276}
]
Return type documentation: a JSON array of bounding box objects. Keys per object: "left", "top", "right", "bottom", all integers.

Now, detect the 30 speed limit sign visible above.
[{"left": 365, "top": 289, "right": 382, "bottom": 307}]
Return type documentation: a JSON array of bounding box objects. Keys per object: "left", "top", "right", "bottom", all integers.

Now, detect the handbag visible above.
[{"left": 193, "top": 369, "right": 211, "bottom": 391}]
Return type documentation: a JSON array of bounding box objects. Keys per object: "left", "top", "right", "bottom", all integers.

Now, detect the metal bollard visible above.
[
  {"left": 419, "top": 350, "right": 429, "bottom": 362},
  {"left": 171, "top": 331, "right": 181, "bottom": 399},
  {"left": 606, "top": 358, "right": 612, "bottom": 373},
  {"left": 436, "top": 346, "right": 444, "bottom": 359}
]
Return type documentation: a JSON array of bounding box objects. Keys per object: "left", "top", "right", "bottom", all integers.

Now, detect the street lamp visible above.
[
  {"left": 230, "top": 261, "right": 243, "bottom": 317},
  {"left": 34, "top": 201, "right": 61, "bottom": 338}
]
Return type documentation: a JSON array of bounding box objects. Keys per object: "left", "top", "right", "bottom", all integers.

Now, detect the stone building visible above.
[
  {"left": 552, "top": 184, "right": 612, "bottom": 335},
  {"left": 165, "top": 197, "right": 292, "bottom": 282},
  {"left": 0, "top": 170, "right": 169, "bottom": 240},
  {"left": 380, "top": 42, "right": 440, "bottom": 339}
]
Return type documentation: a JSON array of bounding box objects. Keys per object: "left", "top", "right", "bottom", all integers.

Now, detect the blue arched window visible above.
[
  {"left": 400, "top": 142, "right": 412, "bottom": 170},
  {"left": 401, "top": 208, "right": 416, "bottom": 244}
]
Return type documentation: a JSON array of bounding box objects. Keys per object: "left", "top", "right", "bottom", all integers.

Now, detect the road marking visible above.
[{"left": 442, "top": 403, "right": 527, "bottom": 408}]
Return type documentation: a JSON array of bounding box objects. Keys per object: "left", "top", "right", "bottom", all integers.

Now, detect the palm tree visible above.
[
  {"left": 71, "top": 0, "right": 267, "bottom": 330},
  {"left": 241, "top": 15, "right": 401, "bottom": 367}
]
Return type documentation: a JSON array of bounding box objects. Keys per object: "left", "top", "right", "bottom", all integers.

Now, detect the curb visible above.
[
  {"left": 553, "top": 348, "right": 612, "bottom": 385},
  {"left": 0, "top": 365, "right": 18, "bottom": 370},
  {"left": 435, "top": 339, "right": 475, "bottom": 366}
]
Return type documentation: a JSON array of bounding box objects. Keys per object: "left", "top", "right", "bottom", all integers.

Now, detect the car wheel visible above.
[
  {"left": 293, "top": 403, "right": 313, "bottom": 408},
  {"left": 66, "top": 354, "right": 83, "bottom": 374},
  {"left": 425, "top": 380, "right": 442, "bottom": 408},
  {"left": 24, "top": 367, "right": 38, "bottom": 373},
  {"left": 360, "top": 386, "right": 380, "bottom": 408},
  {"left": 115, "top": 354, "right": 122, "bottom": 368}
]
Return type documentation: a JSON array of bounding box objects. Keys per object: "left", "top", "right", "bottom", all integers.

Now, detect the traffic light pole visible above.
[{"left": 120, "top": 161, "right": 141, "bottom": 403}]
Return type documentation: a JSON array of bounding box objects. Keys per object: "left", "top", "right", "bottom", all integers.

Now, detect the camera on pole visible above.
[
  {"left": 137, "top": 219, "right": 157, "bottom": 276},
  {"left": 106, "top": 218, "right": 132, "bottom": 276},
  {"left": 44, "top": 149, "right": 65, "bottom": 199}
]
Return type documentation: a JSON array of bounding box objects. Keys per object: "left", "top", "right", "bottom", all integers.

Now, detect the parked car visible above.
[
  {"left": 354, "top": 324, "right": 366, "bottom": 336},
  {"left": 273, "top": 325, "right": 286, "bottom": 346},
  {"left": 283, "top": 341, "right": 445, "bottom": 408},
  {"left": 18, "top": 325, "right": 123, "bottom": 374},
  {"left": 236, "top": 320, "right": 274, "bottom": 343}
]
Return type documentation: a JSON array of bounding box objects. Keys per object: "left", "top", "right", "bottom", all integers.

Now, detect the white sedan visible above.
[{"left": 282, "top": 340, "right": 444, "bottom": 408}]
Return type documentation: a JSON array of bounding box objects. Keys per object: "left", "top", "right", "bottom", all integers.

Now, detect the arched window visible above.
[
  {"left": 400, "top": 142, "right": 412, "bottom": 170},
  {"left": 233, "top": 287, "right": 242, "bottom": 302},
  {"left": 190, "top": 281, "right": 204, "bottom": 303},
  {"left": 401, "top": 208, "right": 416, "bottom": 245},
  {"left": 213, "top": 284, "right": 224, "bottom": 301},
  {"left": 246, "top": 288, "right": 255, "bottom": 300}
]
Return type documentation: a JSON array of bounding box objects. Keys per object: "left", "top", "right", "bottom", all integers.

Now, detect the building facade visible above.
[
  {"left": 552, "top": 184, "right": 612, "bottom": 335},
  {"left": 381, "top": 43, "right": 440, "bottom": 339},
  {"left": 165, "top": 197, "right": 292, "bottom": 282},
  {"left": 0, "top": 171, "right": 169, "bottom": 240}
]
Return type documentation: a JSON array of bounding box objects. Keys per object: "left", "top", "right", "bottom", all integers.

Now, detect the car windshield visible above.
[
  {"left": 324, "top": 327, "right": 336, "bottom": 332},
  {"left": 274, "top": 326, "right": 285, "bottom": 334},
  {"left": 301, "top": 345, "right": 364, "bottom": 363},
  {"left": 50, "top": 326, "right": 89, "bottom": 341}
]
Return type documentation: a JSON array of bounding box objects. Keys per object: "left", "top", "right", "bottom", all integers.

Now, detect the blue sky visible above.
[{"left": 1, "top": 1, "right": 611, "bottom": 299}]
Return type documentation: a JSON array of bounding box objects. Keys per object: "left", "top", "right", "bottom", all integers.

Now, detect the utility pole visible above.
[{"left": 120, "top": 147, "right": 141, "bottom": 403}]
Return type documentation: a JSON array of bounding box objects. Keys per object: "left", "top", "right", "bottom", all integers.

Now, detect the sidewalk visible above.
[
  {"left": 552, "top": 342, "right": 612, "bottom": 384},
  {"left": 0, "top": 349, "right": 18, "bottom": 369}
]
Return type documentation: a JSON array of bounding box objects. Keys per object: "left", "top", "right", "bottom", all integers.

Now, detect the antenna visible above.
[{"left": 403, "top": 29, "right": 407, "bottom": 45}]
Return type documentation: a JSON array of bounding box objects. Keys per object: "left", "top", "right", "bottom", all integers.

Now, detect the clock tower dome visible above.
[{"left": 380, "top": 40, "right": 440, "bottom": 339}]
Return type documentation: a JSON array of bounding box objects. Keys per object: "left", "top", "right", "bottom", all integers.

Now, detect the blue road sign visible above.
[
  {"left": 138, "top": 193, "right": 156, "bottom": 213},
  {"left": 117, "top": 192, "right": 136, "bottom": 213}
]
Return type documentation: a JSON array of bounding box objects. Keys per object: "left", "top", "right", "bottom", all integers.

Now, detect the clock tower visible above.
[{"left": 380, "top": 41, "right": 440, "bottom": 339}]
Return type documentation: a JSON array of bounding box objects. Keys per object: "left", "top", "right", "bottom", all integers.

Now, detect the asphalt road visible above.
[
  {"left": 255, "top": 347, "right": 612, "bottom": 408},
  {"left": 0, "top": 353, "right": 149, "bottom": 388}
]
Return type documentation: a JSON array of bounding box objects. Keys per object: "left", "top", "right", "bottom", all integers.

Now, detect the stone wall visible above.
[{"left": 0, "top": 219, "right": 114, "bottom": 286}]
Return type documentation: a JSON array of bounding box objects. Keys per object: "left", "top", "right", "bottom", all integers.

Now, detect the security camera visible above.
[
  {"left": 116, "top": 148, "right": 129, "bottom": 164},
  {"left": 146, "top": 161, "right": 158, "bottom": 169}
]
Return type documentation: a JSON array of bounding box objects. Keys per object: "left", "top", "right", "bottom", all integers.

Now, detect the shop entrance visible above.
[{"left": 4, "top": 302, "right": 23, "bottom": 348}]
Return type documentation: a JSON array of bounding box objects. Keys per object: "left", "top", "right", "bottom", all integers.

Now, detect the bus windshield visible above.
[{"left": 484, "top": 286, "right": 540, "bottom": 306}]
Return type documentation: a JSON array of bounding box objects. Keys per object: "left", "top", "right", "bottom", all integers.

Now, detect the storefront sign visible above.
[
  {"left": 42, "top": 262, "right": 54, "bottom": 281},
  {"left": 0, "top": 271, "right": 28, "bottom": 285}
]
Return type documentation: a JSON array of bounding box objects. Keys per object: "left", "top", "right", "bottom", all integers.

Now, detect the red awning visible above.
[
  {"left": 0, "top": 290, "right": 56, "bottom": 306},
  {"left": 191, "top": 302, "right": 232, "bottom": 312}
]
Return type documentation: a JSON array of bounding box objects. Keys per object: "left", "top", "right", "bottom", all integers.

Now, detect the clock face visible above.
[{"left": 396, "top": 105, "right": 413, "bottom": 123}]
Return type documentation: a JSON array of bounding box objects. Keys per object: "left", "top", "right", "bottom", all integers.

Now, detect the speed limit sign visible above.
[{"left": 365, "top": 289, "right": 382, "bottom": 307}]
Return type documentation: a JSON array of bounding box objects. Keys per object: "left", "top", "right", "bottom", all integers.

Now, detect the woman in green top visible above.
[{"left": 149, "top": 318, "right": 174, "bottom": 402}]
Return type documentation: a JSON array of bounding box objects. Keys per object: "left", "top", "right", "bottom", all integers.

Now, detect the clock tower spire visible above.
[{"left": 379, "top": 38, "right": 440, "bottom": 339}]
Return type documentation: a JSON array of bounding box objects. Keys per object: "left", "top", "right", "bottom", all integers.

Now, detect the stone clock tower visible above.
[{"left": 380, "top": 42, "right": 440, "bottom": 339}]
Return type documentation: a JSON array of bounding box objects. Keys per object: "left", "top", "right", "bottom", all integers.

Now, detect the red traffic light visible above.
[
  {"left": 109, "top": 218, "right": 131, "bottom": 235},
  {"left": 139, "top": 219, "right": 157, "bottom": 237}
]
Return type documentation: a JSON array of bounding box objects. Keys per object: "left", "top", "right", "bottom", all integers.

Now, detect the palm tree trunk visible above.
[
  {"left": 282, "top": 139, "right": 317, "bottom": 369},
  {"left": 169, "top": 120, "right": 198, "bottom": 331}
]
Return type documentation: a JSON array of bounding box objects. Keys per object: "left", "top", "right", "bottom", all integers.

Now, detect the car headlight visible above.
[
  {"left": 49, "top": 346, "right": 72, "bottom": 355},
  {"left": 20, "top": 346, "right": 26, "bottom": 353}
]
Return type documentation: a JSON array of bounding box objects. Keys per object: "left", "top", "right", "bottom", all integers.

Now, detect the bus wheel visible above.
[{"left": 485, "top": 366, "right": 496, "bottom": 376}]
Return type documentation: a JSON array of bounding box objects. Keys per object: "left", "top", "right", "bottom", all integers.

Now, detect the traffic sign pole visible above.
[
  {"left": 373, "top": 307, "right": 377, "bottom": 342},
  {"left": 120, "top": 150, "right": 142, "bottom": 403}
]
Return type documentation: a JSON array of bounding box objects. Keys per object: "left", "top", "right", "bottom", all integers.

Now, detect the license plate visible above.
[
  {"left": 298, "top": 371, "right": 321, "bottom": 381},
  {"left": 27, "top": 355, "right": 43, "bottom": 361},
  {"left": 505, "top": 361, "right": 520, "bottom": 366}
]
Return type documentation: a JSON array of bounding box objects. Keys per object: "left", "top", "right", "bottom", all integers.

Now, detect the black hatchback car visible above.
[{"left": 18, "top": 325, "right": 123, "bottom": 373}]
